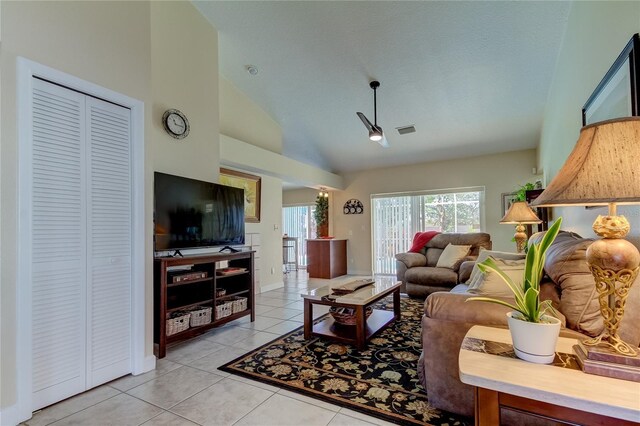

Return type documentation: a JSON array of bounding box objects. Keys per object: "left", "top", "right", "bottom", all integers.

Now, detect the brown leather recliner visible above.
[
  {"left": 395, "top": 233, "right": 492, "bottom": 298},
  {"left": 419, "top": 231, "right": 640, "bottom": 422}
]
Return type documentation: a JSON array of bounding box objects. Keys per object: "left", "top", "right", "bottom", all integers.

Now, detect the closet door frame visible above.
[{"left": 16, "top": 57, "right": 148, "bottom": 423}]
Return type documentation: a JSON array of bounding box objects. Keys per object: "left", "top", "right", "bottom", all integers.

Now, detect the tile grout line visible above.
[
  {"left": 38, "top": 392, "right": 124, "bottom": 426},
  {"left": 229, "top": 392, "right": 280, "bottom": 426}
]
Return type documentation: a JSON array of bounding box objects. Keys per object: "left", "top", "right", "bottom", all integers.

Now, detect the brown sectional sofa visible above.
[
  {"left": 418, "top": 231, "right": 640, "bottom": 420},
  {"left": 395, "top": 233, "right": 492, "bottom": 298}
]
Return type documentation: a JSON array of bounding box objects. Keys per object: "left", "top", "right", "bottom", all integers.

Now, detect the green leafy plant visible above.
[
  {"left": 467, "top": 217, "right": 562, "bottom": 323},
  {"left": 314, "top": 194, "right": 329, "bottom": 227},
  {"left": 514, "top": 180, "right": 542, "bottom": 202}
]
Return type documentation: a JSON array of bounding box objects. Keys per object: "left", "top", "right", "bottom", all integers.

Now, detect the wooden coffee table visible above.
[{"left": 300, "top": 278, "right": 401, "bottom": 350}]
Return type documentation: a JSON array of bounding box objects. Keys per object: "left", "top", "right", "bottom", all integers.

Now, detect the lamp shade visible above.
[
  {"left": 500, "top": 201, "right": 542, "bottom": 224},
  {"left": 531, "top": 117, "right": 640, "bottom": 207}
]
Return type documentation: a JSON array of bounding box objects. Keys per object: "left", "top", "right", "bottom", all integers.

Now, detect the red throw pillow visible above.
[{"left": 409, "top": 231, "right": 440, "bottom": 253}]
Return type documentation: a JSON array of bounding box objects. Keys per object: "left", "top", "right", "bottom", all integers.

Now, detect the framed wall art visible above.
[
  {"left": 219, "top": 168, "right": 261, "bottom": 223},
  {"left": 582, "top": 33, "right": 640, "bottom": 126}
]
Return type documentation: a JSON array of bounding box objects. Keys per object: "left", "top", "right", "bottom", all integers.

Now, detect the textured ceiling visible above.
[{"left": 194, "top": 1, "right": 571, "bottom": 174}]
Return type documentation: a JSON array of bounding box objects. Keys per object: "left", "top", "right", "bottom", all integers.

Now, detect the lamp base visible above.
[
  {"left": 584, "top": 211, "right": 640, "bottom": 358},
  {"left": 573, "top": 342, "right": 640, "bottom": 382},
  {"left": 514, "top": 224, "right": 527, "bottom": 253}
]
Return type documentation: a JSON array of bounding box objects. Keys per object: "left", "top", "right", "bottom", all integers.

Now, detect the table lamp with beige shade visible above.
[
  {"left": 500, "top": 201, "right": 542, "bottom": 253},
  {"left": 531, "top": 117, "right": 640, "bottom": 371}
]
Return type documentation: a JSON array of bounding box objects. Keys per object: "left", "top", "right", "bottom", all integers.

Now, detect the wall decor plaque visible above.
[{"left": 343, "top": 199, "right": 364, "bottom": 214}]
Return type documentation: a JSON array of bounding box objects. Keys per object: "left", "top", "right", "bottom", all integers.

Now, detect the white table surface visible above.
[
  {"left": 300, "top": 276, "right": 400, "bottom": 305},
  {"left": 459, "top": 326, "right": 640, "bottom": 422}
]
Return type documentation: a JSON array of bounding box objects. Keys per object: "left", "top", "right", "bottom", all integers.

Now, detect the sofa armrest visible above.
[
  {"left": 458, "top": 261, "right": 475, "bottom": 283},
  {"left": 395, "top": 252, "right": 426, "bottom": 268},
  {"left": 395, "top": 253, "right": 426, "bottom": 294},
  {"left": 424, "top": 291, "right": 512, "bottom": 327},
  {"left": 420, "top": 315, "right": 479, "bottom": 416}
]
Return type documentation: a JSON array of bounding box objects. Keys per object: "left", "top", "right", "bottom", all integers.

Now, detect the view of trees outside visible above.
[{"left": 372, "top": 190, "right": 483, "bottom": 275}]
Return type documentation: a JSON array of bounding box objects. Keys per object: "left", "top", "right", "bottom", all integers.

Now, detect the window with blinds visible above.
[
  {"left": 282, "top": 205, "right": 316, "bottom": 267},
  {"left": 372, "top": 188, "right": 484, "bottom": 275}
]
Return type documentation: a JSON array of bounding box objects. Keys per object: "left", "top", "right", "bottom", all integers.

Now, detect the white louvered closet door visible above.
[
  {"left": 31, "top": 79, "right": 88, "bottom": 410},
  {"left": 86, "top": 96, "right": 132, "bottom": 387},
  {"left": 29, "top": 78, "right": 132, "bottom": 410}
]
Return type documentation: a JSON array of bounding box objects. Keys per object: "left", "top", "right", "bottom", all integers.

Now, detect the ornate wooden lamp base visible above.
[
  {"left": 513, "top": 223, "right": 527, "bottom": 253},
  {"left": 576, "top": 210, "right": 640, "bottom": 381}
]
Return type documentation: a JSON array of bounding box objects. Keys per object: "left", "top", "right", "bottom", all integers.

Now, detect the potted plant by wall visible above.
[
  {"left": 514, "top": 180, "right": 543, "bottom": 202},
  {"left": 467, "top": 217, "right": 563, "bottom": 364},
  {"left": 314, "top": 193, "right": 329, "bottom": 238}
]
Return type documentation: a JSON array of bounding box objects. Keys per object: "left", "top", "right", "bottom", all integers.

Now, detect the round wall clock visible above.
[{"left": 162, "top": 109, "right": 190, "bottom": 139}]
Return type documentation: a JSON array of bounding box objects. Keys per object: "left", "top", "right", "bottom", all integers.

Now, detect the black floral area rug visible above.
[{"left": 219, "top": 297, "right": 471, "bottom": 425}]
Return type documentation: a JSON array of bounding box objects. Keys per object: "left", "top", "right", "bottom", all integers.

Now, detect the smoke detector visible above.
[{"left": 246, "top": 65, "right": 259, "bottom": 76}]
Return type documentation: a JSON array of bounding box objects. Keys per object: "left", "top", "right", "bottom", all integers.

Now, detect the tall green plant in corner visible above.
[
  {"left": 467, "top": 217, "right": 562, "bottom": 323},
  {"left": 314, "top": 194, "right": 329, "bottom": 236}
]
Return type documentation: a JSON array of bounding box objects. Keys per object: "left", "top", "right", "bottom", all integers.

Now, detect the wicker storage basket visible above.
[
  {"left": 329, "top": 306, "right": 373, "bottom": 326},
  {"left": 215, "top": 301, "right": 233, "bottom": 319},
  {"left": 231, "top": 297, "right": 248, "bottom": 314},
  {"left": 166, "top": 312, "right": 190, "bottom": 336},
  {"left": 187, "top": 306, "right": 212, "bottom": 327}
]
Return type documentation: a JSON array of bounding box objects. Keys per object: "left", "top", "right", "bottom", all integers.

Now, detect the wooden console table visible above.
[
  {"left": 306, "top": 238, "right": 347, "bottom": 279},
  {"left": 459, "top": 326, "right": 640, "bottom": 425}
]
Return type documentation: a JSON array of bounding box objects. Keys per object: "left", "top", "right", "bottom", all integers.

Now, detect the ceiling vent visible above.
[{"left": 396, "top": 125, "right": 416, "bottom": 135}]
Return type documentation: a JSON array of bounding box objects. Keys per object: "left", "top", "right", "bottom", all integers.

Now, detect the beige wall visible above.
[
  {"left": 149, "top": 0, "right": 219, "bottom": 362},
  {"left": 151, "top": 2, "right": 219, "bottom": 182},
  {"left": 538, "top": 1, "right": 640, "bottom": 247},
  {"left": 324, "top": 150, "right": 538, "bottom": 274},
  {"left": 219, "top": 79, "right": 285, "bottom": 290},
  {"left": 220, "top": 77, "right": 283, "bottom": 154},
  {"left": 219, "top": 82, "right": 342, "bottom": 291},
  {"left": 0, "top": 0, "right": 219, "bottom": 414},
  {"left": 283, "top": 188, "right": 319, "bottom": 206}
]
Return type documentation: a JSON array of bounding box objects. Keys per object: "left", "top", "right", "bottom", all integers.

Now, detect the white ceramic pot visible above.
[{"left": 506, "top": 311, "right": 561, "bottom": 364}]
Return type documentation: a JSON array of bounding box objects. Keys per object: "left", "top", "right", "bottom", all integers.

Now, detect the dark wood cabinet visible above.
[
  {"left": 154, "top": 251, "right": 255, "bottom": 358},
  {"left": 306, "top": 239, "right": 347, "bottom": 279}
]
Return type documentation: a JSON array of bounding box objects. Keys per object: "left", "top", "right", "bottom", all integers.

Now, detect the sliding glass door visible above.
[
  {"left": 282, "top": 205, "right": 316, "bottom": 267},
  {"left": 372, "top": 188, "right": 484, "bottom": 275}
]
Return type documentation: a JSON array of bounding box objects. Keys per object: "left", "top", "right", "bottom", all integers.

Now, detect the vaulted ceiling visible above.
[{"left": 195, "top": 1, "right": 571, "bottom": 174}]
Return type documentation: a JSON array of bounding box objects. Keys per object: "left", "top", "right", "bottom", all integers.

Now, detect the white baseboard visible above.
[
  {"left": 346, "top": 270, "right": 375, "bottom": 276},
  {"left": 259, "top": 282, "right": 284, "bottom": 293},
  {"left": 1, "top": 402, "right": 19, "bottom": 426},
  {"left": 140, "top": 355, "right": 156, "bottom": 374}
]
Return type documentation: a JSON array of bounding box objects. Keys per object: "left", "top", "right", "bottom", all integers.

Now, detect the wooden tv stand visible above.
[{"left": 154, "top": 251, "right": 255, "bottom": 358}]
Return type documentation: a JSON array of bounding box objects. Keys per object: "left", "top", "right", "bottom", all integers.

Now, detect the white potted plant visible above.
[{"left": 467, "top": 217, "right": 563, "bottom": 364}]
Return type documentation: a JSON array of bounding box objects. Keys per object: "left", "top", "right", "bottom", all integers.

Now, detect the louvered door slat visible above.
[
  {"left": 30, "top": 79, "right": 87, "bottom": 410},
  {"left": 86, "top": 97, "right": 132, "bottom": 387}
]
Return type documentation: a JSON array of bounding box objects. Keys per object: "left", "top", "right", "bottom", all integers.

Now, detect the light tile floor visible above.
[{"left": 25, "top": 271, "right": 396, "bottom": 426}]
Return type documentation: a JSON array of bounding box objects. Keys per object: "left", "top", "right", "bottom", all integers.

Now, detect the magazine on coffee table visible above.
[{"left": 331, "top": 278, "right": 375, "bottom": 295}]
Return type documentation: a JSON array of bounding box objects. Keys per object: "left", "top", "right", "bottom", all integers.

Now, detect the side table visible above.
[{"left": 459, "top": 326, "right": 640, "bottom": 425}]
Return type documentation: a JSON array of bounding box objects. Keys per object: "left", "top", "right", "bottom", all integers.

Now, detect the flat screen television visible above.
[{"left": 154, "top": 172, "right": 245, "bottom": 251}]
